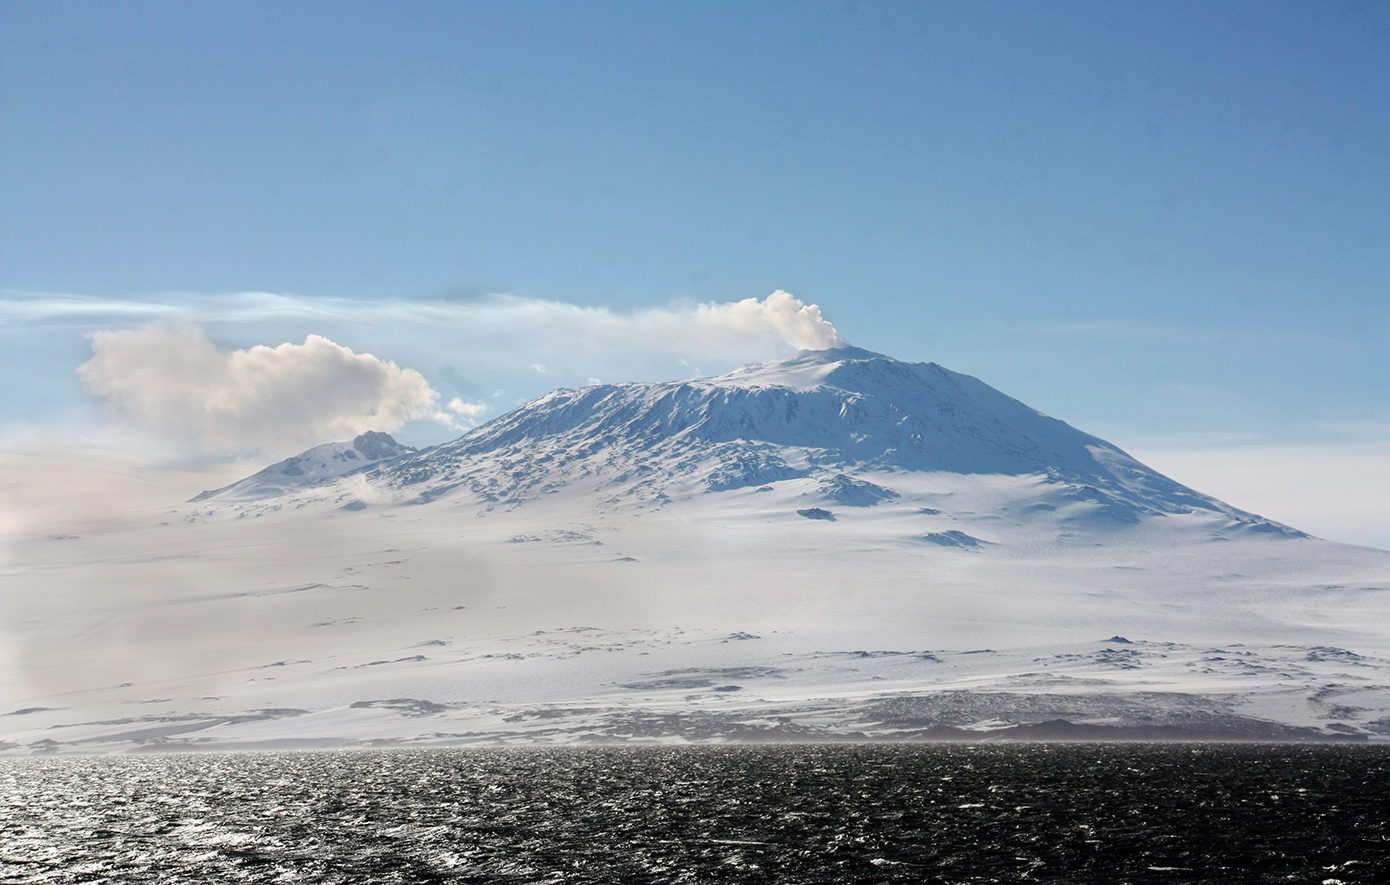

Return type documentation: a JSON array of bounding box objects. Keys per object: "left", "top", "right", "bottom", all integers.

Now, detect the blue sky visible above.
[{"left": 1, "top": 1, "right": 1388, "bottom": 545}]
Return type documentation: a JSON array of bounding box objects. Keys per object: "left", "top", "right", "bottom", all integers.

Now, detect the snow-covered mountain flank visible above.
[{"left": 4, "top": 348, "right": 1389, "bottom": 752}]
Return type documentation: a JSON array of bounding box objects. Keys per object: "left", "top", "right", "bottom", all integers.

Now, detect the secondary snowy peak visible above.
[{"left": 192, "top": 431, "right": 415, "bottom": 502}]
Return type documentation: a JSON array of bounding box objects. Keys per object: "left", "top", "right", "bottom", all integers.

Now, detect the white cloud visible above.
[
  {"left": 692, "top": 290, "right": 845, "bottom": 350},
  {"left": 487, "top": 289, "right": 845, "bottom": 354},
  {"left": 447, "top": 397, "right": 489, "bottom": 419},
  {"left": 78, "top": 325, "right": 444, "bottom": 458}
]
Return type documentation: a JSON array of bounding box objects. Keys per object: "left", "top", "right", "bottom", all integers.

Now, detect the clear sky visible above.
[{"left": 1, "top": 1, "right": 1387, "bottom": 547}]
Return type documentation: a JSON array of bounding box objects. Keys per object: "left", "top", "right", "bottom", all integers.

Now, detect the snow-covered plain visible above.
[{"left": 3, "top": 348, "right": 1389, "bottom": 752}]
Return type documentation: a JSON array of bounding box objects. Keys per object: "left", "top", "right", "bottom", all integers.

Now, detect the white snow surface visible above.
[{"left": 3, "top": 348, "right": 1388, "bottom": 753}]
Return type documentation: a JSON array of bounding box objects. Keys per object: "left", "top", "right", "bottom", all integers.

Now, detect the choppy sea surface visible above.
[{"left": 1, "top": 743, "right": 1387, "bottom": 884}]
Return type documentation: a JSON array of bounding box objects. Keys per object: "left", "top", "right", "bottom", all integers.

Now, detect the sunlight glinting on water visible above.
[{"left": 1, "top": 744, "right": 1386, "bottom": 884}]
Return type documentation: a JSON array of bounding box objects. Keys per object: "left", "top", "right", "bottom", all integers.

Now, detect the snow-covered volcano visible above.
[
  {"left": 205, "top": 346, "right": 1290, "bottom": 535},
  {"left": 4, "top": 348, "right": 1389, "bottom": 753}
]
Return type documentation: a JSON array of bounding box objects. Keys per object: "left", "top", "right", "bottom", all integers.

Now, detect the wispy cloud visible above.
[{"left": 2, "top": 289, "right": 847, "bottom": 352}]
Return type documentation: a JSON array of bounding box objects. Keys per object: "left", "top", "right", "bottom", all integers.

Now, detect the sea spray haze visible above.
[{"left": 3, "top": 347, "right": 1389, "bottom": 753}]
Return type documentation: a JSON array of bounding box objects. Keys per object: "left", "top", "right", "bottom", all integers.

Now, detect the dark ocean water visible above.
[{"left": 1, "top": 743, "right": 1387, "bottom": 884}]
